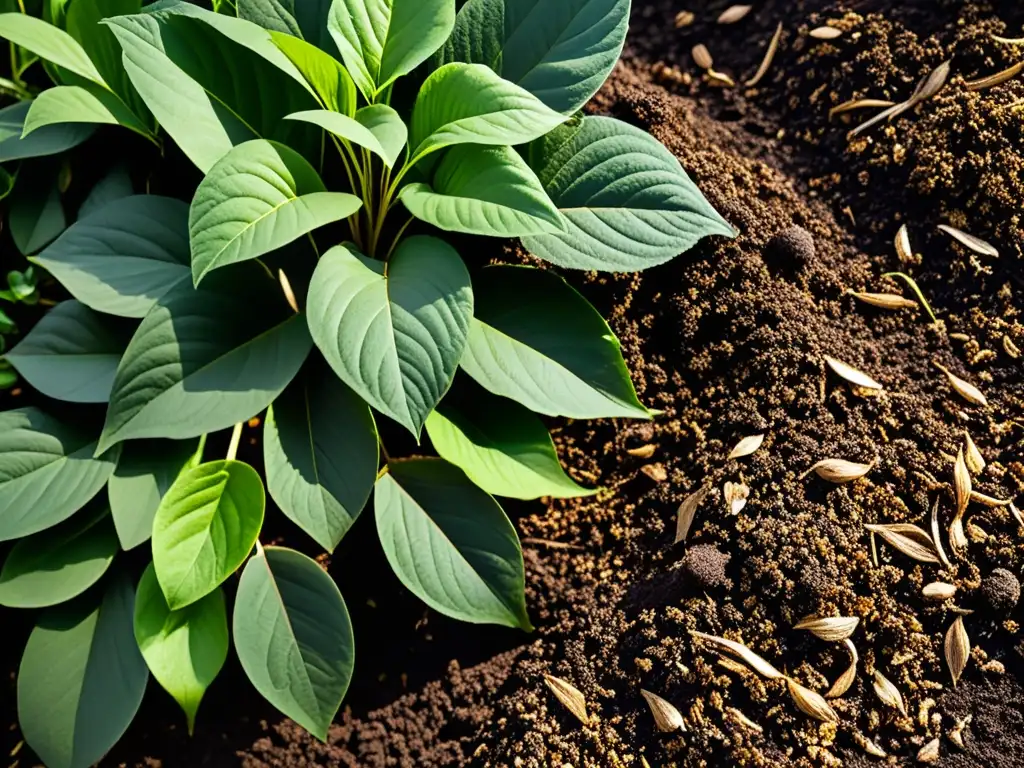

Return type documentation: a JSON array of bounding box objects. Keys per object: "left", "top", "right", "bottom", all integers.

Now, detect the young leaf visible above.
[
  {"left": 9, "top": 176, "right": 65, "bottom": 255},
  {"left": 437, "top": 0, "right": 629, "bottom": 114},
  {"left": 286, "top": 109, "right": 399, "bottom": 168},
  {"left": 271, "top": 31, "right": 356, "bottom": 114},
  {"left": 375, "top": 458, "right": 532, "bottom": 629},
  {"left": 134, "top": 563, "right": 228, "bottom": 734},
  {"left": 523, "top": 116, "right": 735, "bottom": 271},
  {"left": 460, "top": 265, "right": 649, "bottom": 419},
  {"left": 188, "top": 139, "right": 361, "bottom": 284},
  {"left": 17, "top": 572, "right": 148, "bottom": 768},
  {"left": 0, "top": 100, "right": 95, "bottom": 162},
  {"left": 152, "top": 459, "right": 265, "bottom": 610},
  {"left": 23, "top": 84, "right": 152, "bottom": 137},
  {"left": 409, "top": 62, "right": 567, "bottom": 162},
  {"left": 5, "top": 300, "right": 131, "bottom": 403},
  {"left": 264, "top": 364, "right": 378, "bottom": 552},
  {"left": 0, "top": 12, "right": 107, "bottom": 86},
  {"left": 399, "top": 144, "right": 563, "bottom": 237},
  {"left": 233, "top": 546, "right": 355, "bottom": 740},
  {"left": 307, "top": 238, "right": 473, "bottom": 437},
  {"left": 98, "top": 269, "right": 312, "bottom": 451},
  {"left": 108, "top": 437, "right": 204, "bottom": 550},
  {"left": 329, "top": 0, "right": 455, "bottom": 101},
  {"left": 424, "top": 388, "right": 596, "bottom": 499},
  {"left": 78, "top": 164, "right": 133, "bottom": 220},
  {"left": 0, "top": 408, "right": 119, "bottom": 542},
  {"left": 0, "top": 504, "right": 117, "bottom": 608},
  {"left": 32, "top": 195, "right": 190, "bottom": 319}
]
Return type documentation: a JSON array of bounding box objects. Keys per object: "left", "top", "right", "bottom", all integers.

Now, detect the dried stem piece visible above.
[
  {"left": 827, "top": 638, "right": 858, "bottom": 698},
  {"left": 794, "top": 616, "right": 859, "bottom": 642},
  {"left": 965, "top": 61, "right": 1024, "bottom": 91},
  {"left": 866, "top": 523, "right": 940, "bottom": 564},
  {"left": 690, "top": 631, "right": 785, "bottom": 679},
  {"left": 544, "top": 675, "right": 589, "bottom": 724},
  {"left": 945, "top": 616, "right": 970, "bottom": 686},
  {"left": 745, "top": 22, "right": 783, "bottom": 87},
  {"left": 872, "top": 670, "right": 907, "bottom": 717}
]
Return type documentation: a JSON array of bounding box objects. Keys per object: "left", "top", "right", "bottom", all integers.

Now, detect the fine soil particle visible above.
[{"left": 3, "top": 1, "right": 1024, "bottom": 766}]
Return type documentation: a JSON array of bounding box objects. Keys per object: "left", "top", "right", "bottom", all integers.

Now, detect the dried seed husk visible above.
[
  {"left": 937, "top": 225, "right": 999, "bottom": 257},
  {"left": 895, "top": 223, "right": 914, "bottom": 264},
  {"left": 966, "top": 520, "right": 988, "bottom": 543},
  {"left": 544, "top": 675, "right": 589, "bottom": 724},
  {"left": 674, "top": 10, "right": 695, "bottom": 28},
  {"left": 641, "top": 464, "right": 667, "bottom": 482},
  {"left": 728, "top": 434, "right": 765, "bottom": 460},
  {"left": 965, "top": 60, "right": 1024, "bottom": 91},
  {"left": 949, "top": 516, "right": 968, "bottom": 551},
  {"left": 847, "top": 290, "right": 917, "bottom": 310},
  {"left": 829, "top": 98, "right": 896, "bottom": 119},
  {"left": 827, "top": 639, "right": 858, "bottom": 698},
  {"left": 745, "top": 22, "right": 783, "bottom": 87},
  {"left": 824, "top": 355, "right": 883, "bottom": 391},
  {"left": 786, "top": 678, "right": 839, "bottom": 723},
  {"left": 865, "top": 523, "right": 940, "bottom": 564},
  {"left": 707, "top": 68, "right": 736, "bottom": 87},
  {"left": 809, "top": 26, "right": 842, "bottom": 40},
  {"left": 923, "top": 582, "right": 956, "bottom": 600},
  {"left": 917, "top": 60, "right": 952, "bottom": 101},
  {"left": 918, "top": 738, "right": 941, "bottom": 763},
  {"left": 674, "top": 485, "right": 710, "bottom": 544},
  {"left": 724, "top": 481, "right": 750, "bottom": 515},
  {"left": 640, "top": 689, "right": 686, "bottom": 733},
  {"left": 970, "top": 490, "right": 1011, "bottom": 507},
  {"left": 794, "top": 616, "right": 860, "bottom": 642},
  {"left": 945, "top": 616, "right": 970, "bottom": 686},
  {"left": 278, "top": 269, "right": 299, "bottom": 313},
  {"left": 1004, "top": 336, "right": 1021, "bottom": 359},
  {"left": 934, "top": 363, "right": 988, "bottom": 407},
  {"left": 930, "top": 498, "right": 953, "bottom": 569},
  {"left": 717, "top": 4, "right": 752, "bottom": 24},
  {"left": 872, "top": 670, "right": 907, "bottom": 717},
  {"left": 690, "top": 631, "right": 785, "bottom": 679},
  {"left": 954, "top": 447, "right": 971, "bottom": 518},
  {"left": 627, "top": 444, "right": 657, "bottom": 459},
  {"left": 859, "top": 735, "right": 888, "bottom": 758},
  {"left": 802, "top": 458, "right": 875, "bottom": 483},
  {"left": 963, "top": 431, "right": 985, "bottom": 474},
  {"left": 692, "top": 44, "right": 713, "bottom": 70}
]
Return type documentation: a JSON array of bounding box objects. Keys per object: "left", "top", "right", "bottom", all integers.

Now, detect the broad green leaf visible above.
[
  {"left": 290, "top": 0, "right": 336, "bottom": 54},
  {"left": 523, "top": 116, "right": 735, "bottom": 271},
  {"left": 400, "top": 144, "right": 561, "bottom": 236},
  {"left": 264, "top": 363, "right": 377, "bottom": 552},
  {"left": 409, "top": 62, "right": 567, "bottom": 162},
  {"left": 375, "top": 458, "right": 531, "bottom": 628},
  {"left": 23, "top": 84, "right": 151, "bottom": 137},
  {"left": 0, "top": 504, "right": 118, "bottom": 608},
  {"left": 233, "top": 545, "right": 354, "bottom": 740},
  {"left": 436, "top": 0, "right": 629, "bottom": 114},
  {"left": 9, "top": 176, "right": 65, "bottom": 255},
  {"left": 271, "top": 31, "right": 356, "bottom": 114},
  {"left": 425, "top": 389, "right": 595, "bottom": 499},
  {"left": 355, "top": 104, "right": 406, "bottom": 167},
  {"left": 98, "top": 268, "right": 312, "bottom": 451},
  {"left": 17, "top": 573, "right": 148, "bottom": 768},
  {"left": 78, "top": 164, "right": 133, "bottom": 219},
  {"left": 108, "top": 437, "right": 203, "bottom": 550},
  {"left": 328, "top": 0, "right": 454, "bottom": 101},
  {"left": 0, "top": 408, "right": 118, "bottom": 541},
  {"left": 286, "top": 108, "right": 396, "bottom": 168},
  {"left": 153, "top": 459, "right": 265, "bottom": 610},
  {"left": 0, "top": 100, "right": 95, "bottom": 162},
  {"left": 306, "top": 237, "right": 473, "bottom": 437},
  {"left": 5, "top": 300, "right": 131, "bottom": 403},
  {"left": 0, "top": 12, "right": 107, "bottom": 86},
  {"left": 189, "top": 139, "right": 361, "bottom": 284},
  {"left": 134, "top": 563, "right": 227, "bottom": 733},
  {"left": 33, "top": 194, "right": 190, "bottom": 319},
  {"left": 460, "top": 265, "right": 649, "bottom": 419},
  {"left": 238, "top": 0, "right": 301, "bottom": 36}
]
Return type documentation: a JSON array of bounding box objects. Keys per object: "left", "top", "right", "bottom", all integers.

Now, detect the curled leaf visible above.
[
  {"left": 923, "top": 582, "right": 956, "bottom": 600},
  {"left": 872, "top": 669, "right": 907, "bottom": 717},
  {"left": 674, "top": 485, "right": 710, "bottom": 544},
  {"left": 544, "top": 674, "right": 588, "bottom": 724},
  {"left": 640, "top": 688, "right": 686, "bottom": 733},
  {"left": 794, "top": 616, "right": 859, "bottom": 642},
  {"left": 937, "top": 225, "right": 999, "bottom": 257},
  {"left": 802, "top": 458, "right": 875, "bottom": 483},
  {"left": 934, "top": 363, "right": 987, "bottom": 407},
  {"left": 690, "top": 631, "right": 785, "bottom": 679},
  {"left": 723, "top": 481, "right": 750, "bottom": 515},
  {"left": 728, "top": 434, "right": 764, "bottom": 460},
  {"left": 865, "top": 523, "right": 940, "bottom": 564},
  {"left": 824, "top": 356, "right": 883, "bottom": 391},
  {"left": 786, "top": 678, "right": 839, "bottom": 723},
  {"left": 827, "top": 638, "right": 858, "bottom": 698},
  {"left": 945, "top": 616, "right": 970, "bottom": 686}
]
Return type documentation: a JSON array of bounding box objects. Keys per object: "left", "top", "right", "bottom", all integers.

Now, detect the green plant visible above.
[{"left": 0, "top": 0, "right": 733, "bottom": 765}]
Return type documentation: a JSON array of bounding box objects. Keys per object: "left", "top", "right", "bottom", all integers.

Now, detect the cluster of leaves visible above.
[{"left": 0, "top": 0, "right": 732, "bottom": 766}]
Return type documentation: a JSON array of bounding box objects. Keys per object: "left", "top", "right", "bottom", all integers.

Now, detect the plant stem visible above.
[
  {"left": 378, "top": 438, "right": 391, "bottom": 464},
  {"left": 384, "top": 216, "right": 414, "bottom": 261},
  {"left": 226, "top": 422, "right": 244, "bottom": 461}
]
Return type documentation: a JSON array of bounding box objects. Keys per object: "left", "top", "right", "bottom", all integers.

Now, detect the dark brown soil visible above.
[{"left": 4, "top": 1, "right": 1024, "bottom": 766}]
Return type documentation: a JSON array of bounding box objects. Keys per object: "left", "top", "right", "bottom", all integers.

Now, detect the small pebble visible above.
[
  {"left": 980, "top": 568, "right": 1020, "bottom": 612},
  {"left": 682, "top": 544, "right": 730, "bottom": 590},
  {"left": 766, "top": 225, "right": 816, "bottom": 270}
]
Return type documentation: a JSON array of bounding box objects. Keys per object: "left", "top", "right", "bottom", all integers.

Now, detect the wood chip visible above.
[
  {"left": 674, "top": 485, "right": 710, "bottom": 544},
  {"left": 934, "top": 363, "right": 987, "bottom": 407},
  {"left": 724, "top": 481, "right": 750, "bottom": 515},
  {"left": 717, "top": 5, "right": 752, "bottom": 24},
  {"left": 937, "top": 225, "right": 999, "bottom": 257},
  {"left": 690, "top": 631, "right": 785, "bottom": 679},
  {"left": 692, "top": 44, "right": 713, "bottom": 70},
  {"left": 847, "top": 290, "right": 918, "bottom": 310},
  {"left": 918, "top": 738, "right": 941, "bottom": 763},
  {"left": 865, "top": 523, "right": 940, "bottom": 563},
  {"left": 827, "top": 638, "right": 858, "bottom": 698},
  {"left": 640, "top": 689, "right": 686, "bottom": 732},
  {"left": 945, "top": 616, "right": 970, "bottom": 686},
  {"left": 728, "top": 434, "right": 764, "bottom": 459},
  {"left": 872, "top": 669, "right": 907, "bottom": 717},
  {"left": 923, "top": 582, "right": 957, "bottom": 600},
  {"left": 627, "top": 444, "right": 657, "bottom": 459},
  {"left": 963, "top": 431, "right": 985, "bottom": 474},
  {"left": 794, "top": 616, "right": 859, "bottom": 642},
  {"left": 930, "top": 498, "right": 953, "bottom": 569},
  {"left": 829, "top": 98, "right": 896, "bottom": 119},
  {"left": 965, "top": 60, "right": 1024, "bottom": 91},
  {"left": 544, "top": 675, "right": 589, "bottom": 724},
  {"left": 824, "top": 355, "right": 883, "bottom": 391},
  {"left": 745, "top": 22, "right": 783, "bottom": 87},
  {"left": 801, "top": 458, "right": 875, "bottom": 483},
  {"left": 809, "top": 26, "right": 842, "bottom": 40},
  {"left": 674, "top": 10, "right": 695, "bottom": 28},
  {"left": 786, "top": 678, "right": 839, "bottom": 723},
  {"left": 895, "top": 223, "right": 914, "bottom": 264},
  {"left": 970, "top": 490, "right": 1012, "bottom": 507},
  {"left": 1004, "top": 335, "right": 1020, "bottom": 359}
]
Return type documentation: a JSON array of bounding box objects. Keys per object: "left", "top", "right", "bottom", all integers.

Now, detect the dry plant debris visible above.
[
  {"left": 933, "top": 363, "right": 988, "bottom": 406},
  {"left": 727, "top": 433, "right": 764, "bottom": 459},
  {"left": 945, "top": 616, "right": 970, "bottom": 686},
  {"left": 828, "top": 98, "right": 896, "bottom": 120},
  {"left": 872, "top": 669, "right": 908, "bottom": 717},
  {"left": 786, "top": 678, "right": 839, "bottom": 723},
  {"left": 544, "top": 675, "right": 589, "bottom": 725},
  {"left": 963, "top": 431, "right": 985, "bottom": 474},
  {"left": 917, "top": 738, "right": 941, "bottom": 763},
  {"left": 801, "top": 458, "right": 875, "bottom": 483},
  {"left": 827, "top": 639, "right": 859, "bottom": 698},
  {"left": 937, "top": 225, "right": 1000, "bottom": 257},
  {"left": 950, "top": 447, "right": 971, "bottom": 550},
  {"left": 793, "top": 616, "right": 859, "bottom": 641},
  {"left": 824, "top": 355, "right": 883, "bottom": 391},
  {"left": 865, "top": 523, "right": 940, "bottom": 563},
  {"left": 689, "top": 631, "right": 785, "bottom": 679},
  {"left": 847, "top": 290, "right": 917, "bottom": 310},
  {"left": 723, "top": 481, "right": 750, "bottom": 515},
  {"left": 674, "top": 485, "right": 710, "bottom": 544},
  {"left": 745, "top": 22, "right": 783, "bottom": 87},
  {"left": 640, "top": 689, "right": 686, "bottom": 733},
  {"left": 716, "top": 5, "right": 752, "bottom": 24},
  {"left": 882, "top": 272, "right": 938, "bottom": 323},
  {"left": 965, "top": 60, "right": 1024, "bottom": 91}
]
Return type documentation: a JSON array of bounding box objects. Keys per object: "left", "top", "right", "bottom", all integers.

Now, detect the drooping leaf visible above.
[
  {"left": 522, "top": 116, "right": 735, "bottom": 271},
  {"left": 134, "top": 563, "right": 227, "bottom": 733},
  {"left": 107, "top": 437, "right": 203, "bottom": 550},
  {"left": 0, "top": 12, "right": 107, "bottom": 86},
  {"left": 0, "top": 408, "right": 119, "bottom": 542},
  {"left": 264, "top": 362, "right": 377, "bottom": 552},
  {"left": 32, "top": 194, "right": 190, "bottom": 319},
  {"left": 355, "top": 104, "right": 407, "bottom": 167},
  {"left": 286, "top": 108, "right": 399, "bottom": 168},
  {"left": 400, "top": 143, "right": 561, "bottom": 236},
  {"left": 17, "top": 572, "right": 148, "bottom": 768},
  {"left": 189, "top": 139, "right": 361, "bottom": 285},
  {"left": 306, "top": 237, "right": 473, "bottom": 437},
  {"left": 270, "top": 31, "right": 356, "bottom": 114},
  {"left": 9, "top": 175, "right": 65, "bottom": 255},
  {"left": 97, "top": 268, "right": 312, "bottom": 451},
  {"left": 78, "top": 164, "right": 133, "bottom": 219},
  {"left": 375, "top": 458, "right": 531, "bottom": 629},
  {"left": 328, "top": 0, "right": 455, "bottom": 101},
  {"left": 233, "top": 545, "right": 354, "bottom": 740},
  {"left": 409, "top": 62, "right": 567, "bottom": 162},
  {"left": 460, "top": 265, "right": 649, "bottom": 419},
  {"left": 152, "top": 459, "right": 265, "bottom": 610},
  {"left": 0, "top": 503, "right": 118, "bottom": 608},
  {"left": 425, "top": 388, "right": 594, "bottom": 499},
  {"left": 436, "top": 0, "right": 629, "bottom": 114},
  {"left": 237, "top": 0, "right": 302, "bottom": 36},
  {"left": 0, "top": 100, "right": 94, "bottom": 162},
  {"left": 23, "top": 84, "right": 151, "bottom": 137}
]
